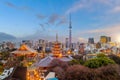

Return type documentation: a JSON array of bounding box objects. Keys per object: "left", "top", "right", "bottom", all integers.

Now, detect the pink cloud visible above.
[
  {"left": 110, "top": 6, "right": 120, "bottom": 13},
  {"left": 80, "top": 24, "right": 120, "bottom": 34}
]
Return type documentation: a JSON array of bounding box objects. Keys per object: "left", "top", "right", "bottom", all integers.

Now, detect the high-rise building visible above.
[
  {"left": 72, "top": 43, "right": 77, "bottom": 49},
  {"left": 88, "top": 38, "right": 94, "bottom": 44},
  {"left": 100, "top": 36, "right": 107, "bottom": 43},
  {"left": 65, "top": 38, "right": 69, "bottom": 49},
  {"left": 22, "top": 40, "right": 33, "bottom": 47},
  {"left": 38, "top": 39, "right": 46, "bottom": 51},
  {"left": 107, "top": 37, "right": 111, "bottom": 42},
  {"left": 100, "top": 36, "right": 111, "bottom": 43}
]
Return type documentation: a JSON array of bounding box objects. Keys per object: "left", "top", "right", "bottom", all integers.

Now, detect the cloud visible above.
[
  {"left": 20, "top": 6, "right": 31, "bottom": 10},
  {"left": 56, "top": 16, "right": 68, "bottom": 26},
  {"left": 86, "top": 25, "right": 120, "bottom": 34},
  {"left": 36, "top": 14, "right": 46, "bottom": 19},
  {"left": 66, "top": 2, "right": 85, "bottom": 15},
  {"left": 78, "top": 37, "right": 87, "bottom": 43},
  {"left": 48, "top": 14, "right": 60, "bottom": 24},
  {"left": 4, "top": 1, "right": 31, "bottom": 11},
  {"left": 65, "top": 0, "right": 120, "bottom": 14},
  {"left": 110, "top": 6, "right": 120, "bottom": 13},
  {"left": 39, "top": 24, "right": 45, "bottom": 31},
  {"left": 5, "top": 2, "right": 16, "bottom": 8}
]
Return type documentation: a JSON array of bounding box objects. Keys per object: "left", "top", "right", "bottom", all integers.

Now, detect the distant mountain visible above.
[{"left": 0, "top": 32, "right": 16, "bottom": 42}]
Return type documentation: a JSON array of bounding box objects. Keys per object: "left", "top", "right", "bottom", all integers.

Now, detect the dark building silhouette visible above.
[{"left": 88, "top": 38, "right": 94, "bottom": 44}]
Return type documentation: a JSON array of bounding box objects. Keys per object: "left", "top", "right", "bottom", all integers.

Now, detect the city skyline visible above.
[{"left": 0, "top": 0, "right": 120, "bottom": 42}]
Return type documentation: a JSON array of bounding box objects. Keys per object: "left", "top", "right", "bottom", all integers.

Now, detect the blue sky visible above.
[{"left": 0, "top": 0, "right": 120, "bottom": 42}]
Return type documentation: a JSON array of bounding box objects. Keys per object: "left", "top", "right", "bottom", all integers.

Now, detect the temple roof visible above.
[
  {"left": 36, "top": 56, "right": 73, "bottom": 68},
  {"left": 36, "top": 56, "right": 53, "bottom": 67},
  {"left": 11, "top": 44, "right": 37, "bottom": 55}
]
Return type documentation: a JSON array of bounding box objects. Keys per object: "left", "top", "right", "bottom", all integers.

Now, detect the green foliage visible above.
[
  {"left": 69, "top": 59, "right": 80, "bottom": 65},
  {"left": 69, "top": 59, "right": 84, "bottom": 65},
  {"left": 97, "top": 53, "right": 107, "bottom": 58},
  {"left": 84, "top": 57, "right": 115, "bottom": 68}
]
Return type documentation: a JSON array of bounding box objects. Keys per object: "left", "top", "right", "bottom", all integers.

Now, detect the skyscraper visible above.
[
  {"left": 65, "top": 38, "right": 69, "bottom": 49},
  {"left": 107, "top": 37, "right": 111, "bottom": 42},
  {"left": 100, "top": 36, "right": 111, "bottom": 43},
  {"left": 100, "top": 36, "right": 107, "bottom": 43},
  {"left": 88, "top": 38, "right": 94, "bottom": 44}
]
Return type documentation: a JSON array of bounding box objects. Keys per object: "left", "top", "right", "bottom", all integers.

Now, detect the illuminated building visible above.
[
  {"left": 52, "top": 34, "right": 62, "bottom": 57},
  {"left": 96, "top": 42, "right": 101, "bottom": 49},
  {"left": 100, "top": 36, "right": 111, "bottom": 43}
]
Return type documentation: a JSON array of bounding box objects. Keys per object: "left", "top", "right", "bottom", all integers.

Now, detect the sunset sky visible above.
[{"left": 0, "top": 0, "right": 120, "bottom": 42}]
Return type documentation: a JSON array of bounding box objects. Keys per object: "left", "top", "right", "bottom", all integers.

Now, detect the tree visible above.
[
  {"left": 108, "top": 54, "right": 120, "bottom": 65},
  {"left": 0, "top": 51, "right": 10, "bottom": 60},
  {"left": 84, "top": 57, "right": 115, "bottom": 68},
  {"left": 53, "top": 67, "right": 65, "bottom": 80},
  {"left": 97, "top": 53, "right": 107, "bottom": 58},
  {"left": 66, "top": 65, "right": 93, "bottom": 80},
  {"left": 69, "top": 59, "right": 84, "bottom": 65},
  {"left": 96, "top": 64, "right": 120, "bottom": 80},
  {"left": 50, "top": 59, "right": 68, "bottom": 70}
]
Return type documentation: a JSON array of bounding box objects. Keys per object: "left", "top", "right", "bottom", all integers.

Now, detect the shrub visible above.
[
  {"left": 69, "top": 59, "right": 80, "bottom": 65},
  {"left": 97, "top": 53, "right": 107, "bottom": 58},
  {"left": 84, "top": 57, "right": 115, "bottom": 68}
]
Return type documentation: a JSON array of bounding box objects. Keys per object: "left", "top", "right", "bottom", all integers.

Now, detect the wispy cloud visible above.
[
  {"left": 56, "top": 16, "right": 68, "bottom": 26},
  {"left": 4, "top": 1, "right": 31, "bottom": 11},
  {"left": 36, "top": 14, "right": 46, "bottom": 19},
  {"left": 39, "top": 24, "right": 45, "bottom": 31},
  {"left": 20, "top": 6, "right": 31, "bottom": 10},
  {"left": 5, "top": 2, "right": 16, "bottom": 8},
  {"left": 109, "top": 6, "right": 120, "bottom": 13},
  {"left": 66, "top": 0, "right": 120, "bottom": 14},
  {"left": 48, "top": 14, "right": 60, "bottom": 24},
  {"left": 66, "top": 2, "right": 85, "bottom": 15},
  {"left": 80, "top": 24, "right": 120, "bottom": 34}
]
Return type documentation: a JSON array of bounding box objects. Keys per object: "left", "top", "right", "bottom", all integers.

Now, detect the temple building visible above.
[
  {"left": 52, "top": 34, "right": 62, "bottom": 57},
  {"left": 11, "top": 44, "right": 37, "bottom": 57},
  {"left": 11, "top": 44, "right": 38, "bottom": 67}
]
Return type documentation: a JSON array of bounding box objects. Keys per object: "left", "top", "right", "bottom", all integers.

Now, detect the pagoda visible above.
[{"left": 52, "top": 34, "right": 62, "bottom": 57}]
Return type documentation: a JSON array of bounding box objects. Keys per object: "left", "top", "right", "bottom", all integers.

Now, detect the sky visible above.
[{"left": 0, "top": 0, "right": 120, "bottom": 43}]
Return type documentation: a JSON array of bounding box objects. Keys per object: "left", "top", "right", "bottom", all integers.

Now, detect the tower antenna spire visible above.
[
  {"left": 56, "top": 33, "right": 58, "bottom": 42},
  {"left": 69, "top": 13, "right": 72, "bottom": 49}
]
